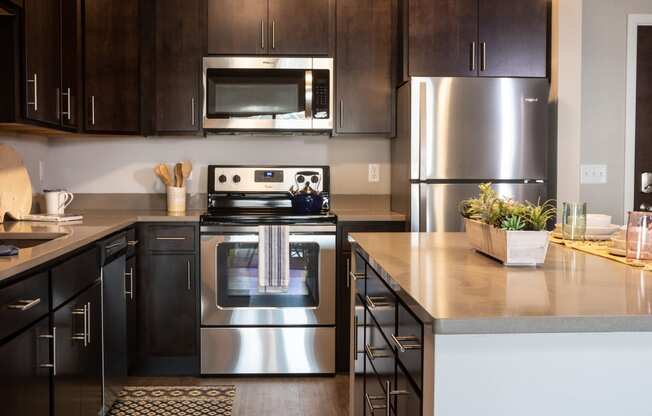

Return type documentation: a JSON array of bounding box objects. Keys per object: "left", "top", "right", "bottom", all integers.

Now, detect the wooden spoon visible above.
[
  {"left": 181, "top": 160, "right": 193, "bottom": 186},
  {"left": 155, "top": 164, "right": 173, "bottom": 187},
  {"left": 174, "top": 163, "right": 183, "bottom": 187}
]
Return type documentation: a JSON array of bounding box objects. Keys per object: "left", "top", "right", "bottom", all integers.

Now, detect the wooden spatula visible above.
[
  {"left": 155, "top": 164, "right": 173, "bottom": 187},
  {"left": 174, "top": 163, "right": 183, "bottom": 187},
  {"left": 181, "top": 160, "right": 193, "bottom": 187}
]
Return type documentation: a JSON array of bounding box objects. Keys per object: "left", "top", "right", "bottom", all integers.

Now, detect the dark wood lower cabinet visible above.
[
  {"left": 53, "top": 282, "right": 102, "bottom": 416},
  {"left": 0, "top": 316, "right": 51, "bottom": 416}
]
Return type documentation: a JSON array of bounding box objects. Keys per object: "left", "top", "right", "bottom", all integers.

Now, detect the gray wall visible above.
[
  {"left": 0, "top": 133, "right": 48, "bottom": 192},
  {"left": 1, "top": 133, "right": 391, "bottom": 195},
  {"left": 580, "top": 0, "right": 652, "bottom": 221}
]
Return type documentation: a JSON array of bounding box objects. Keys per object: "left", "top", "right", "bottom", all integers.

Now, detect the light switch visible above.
[{"left": 580, "top": 164, "right": 607, "bottom": 184}]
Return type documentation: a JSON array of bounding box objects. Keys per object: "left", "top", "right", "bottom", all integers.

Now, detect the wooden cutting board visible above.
[{"left": 0, "top": 144, "right": 33, "bottom": 223}]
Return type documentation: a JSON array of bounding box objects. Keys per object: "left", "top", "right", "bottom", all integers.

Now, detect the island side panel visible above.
[{"left": 434, "top": 332, "right": 652, "bottom": 416}]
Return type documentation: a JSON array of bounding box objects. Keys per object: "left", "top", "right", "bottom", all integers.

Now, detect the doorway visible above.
[{"left": 634, "top": 26, "right": 652, "bottom": 211}]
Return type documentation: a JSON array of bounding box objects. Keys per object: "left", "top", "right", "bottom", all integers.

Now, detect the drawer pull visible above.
[
  {"left": 127, "top": 240, "right": 139, "bottom": 246},
  {"left": 364, "top": 393, "right": 386, "bottom": 414},
  {"left": 8, "top": 298, "right": 41, "bottom": 311},
  {"left": 125, "top": 268, "right": 135, "bottom": 300},
  {"left": 365, "top": 344, "right": 391, "bottom": 360},
  {"left": 105, "top": 241, "right": 124, "bottom": 250},
  {"left": 71, "top": 305, "right": 88, "bottom": 347},
  {"left": 366, "top": 295, "right": 392, "bottom": 310},
  {"left": 39, "top": 327, "right": 56, "bottom": 375},
  {"left": 155, "top": 237, "right": 186, "bottom": 241},
  {"left": 391, "top": 334, "right": 421, "bottom": 353}
]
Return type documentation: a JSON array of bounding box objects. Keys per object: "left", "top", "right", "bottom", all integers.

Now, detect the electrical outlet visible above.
[
  {"left": 368, "top": 164, "right": 380, "bottom": 183},
  {"left": 580, "top": 164, "right": 607, "bottom": 184}
]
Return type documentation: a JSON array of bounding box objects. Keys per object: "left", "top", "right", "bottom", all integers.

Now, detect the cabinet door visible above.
[
  {"left": 207, "top": 0, "right": 268, "bottom": 55},
  {"left": 336, "top": 0, "right": 394, "bottom": 134},
  {"left": 478, "top": 0, "right": 547, "bottom": 77},
  {"left": 60, "top": 0, "right": 82, "bottom": 129},
  {"left": 126, "top": 256, "right": 138, "bottom": 372},
  {"left": 84, "top": 0, "right": 140, "bottom": 133},
  {"left": 408, "top": 0, "right": 477, "bottom": 77},
  {"left": 0, "top": 317, "right": 50, "bottom": 416},
  {"left": 145, "top": 254, "right": 196, "bottom": 357},
  {"left": 24, "top": 0, "right": 60, "bottom": 125},
  {"left": 155, "top": 0, "right": 201, "bottom": 132},
  {"left": 53, "top": 283, "right": 102, "bottom": 416},
  {"left": 268, "top": 0, "right": 331, "bottom": 55}
]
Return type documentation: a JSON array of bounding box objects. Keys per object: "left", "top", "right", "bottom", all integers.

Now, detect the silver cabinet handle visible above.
[
  {"left": 106, "top": 241, "right": 124, "bottom": 250},
  {"left": 365, "top": 392, "right": 386, "bottom": 414},
  {"left": 27, "top": 73, "right": 38, "bottom": 111},
  {"left": 366, "top": 295, "right": 392, "bottom": 310},
  {"left": 86, "top": 302, "right": 90, "bottom": 345},
  {"left": 354, "top": 315, "right": 358, "bottom": 361},
  {"left": 346, "top": 258, "right": 350, "bottom": 288},
  {"left": 191, "top": 97, "right": 196, "bottom": 126},
  {"left": 125, "top": 268, "right": 134, "bottom": 300},
  {"left": 272, "top": 20, "right": 276, "bottom": 49},
  {"left": 61, "top": 87, "right": 71, "bottom": 120},
  {"left": 260, "top": 20, "right": 265, "bottom": 49},
  {"left": 365, "top": 344, "right": 390, "bottom": 360},
  {"left": 391, "top": 334, "right": 421, "bottom": 353},
  {"left": 481, "top": 42, "right": 487, "bottom": 72},
  {"left": 128, "top": 240, "right": 139, "bottom": 246},
  {"left": 90, "top": 95, "right": 95, "bottom": 125},
  {"left": 56, "top": 88, "right": 60, "bottom": 120},
  {"left": 187, "top": 260, "right": 191, "bottom": 290},
  {"left": 39, "top": 327, "right": 56, "bottom": 375},
  {"left": 71, "top": 306, "right": 87, "bottom": 346},
  {"left": 156, "top": 237, "right": 186, "bottom": 241},
  {"left": 471, "top": 41, "right": 476, "bottom": 71},
  {"left": 8, "top": 298, "right": 41, "bottom": 311},
  {"left": 339, "top": 100, "right": 343, "bottom": 129}
]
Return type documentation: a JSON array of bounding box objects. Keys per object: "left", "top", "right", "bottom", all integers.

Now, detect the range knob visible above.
[
  {"left": 233, "top": 175, "right": 241, "bottom": 183},
  {"left": 218, "top": 175, "right": 227, "bottom": 183},
  {"left": 311, "top": 175, "right": 319, "bottom": 184},
  {"left": 296, "top": 175, "right": 305, "bottom": 184}
]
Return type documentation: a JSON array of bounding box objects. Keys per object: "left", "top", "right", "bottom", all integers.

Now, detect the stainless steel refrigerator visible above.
[{"left": 391, "top": 77, "right": 550, "bottom": 232}]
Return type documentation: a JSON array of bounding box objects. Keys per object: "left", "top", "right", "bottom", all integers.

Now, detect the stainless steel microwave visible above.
[{"left": 202, "top": 57, "right": 333, "bottom": 132}]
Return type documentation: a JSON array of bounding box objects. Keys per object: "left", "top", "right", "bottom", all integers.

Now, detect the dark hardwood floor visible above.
[{"left": 124, "top": 376, "right": 350, "bottom": 416}]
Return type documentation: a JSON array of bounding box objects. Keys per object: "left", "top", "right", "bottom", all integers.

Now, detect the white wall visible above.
[
  {"left": 0, "top": 133, "right": 48, "bottom": 192},
  {"left": 579, "top": 0, "right": 652, "bottom": 221},
  {"left": 40, "top": 134, "right": 391, "bottom": 195}
]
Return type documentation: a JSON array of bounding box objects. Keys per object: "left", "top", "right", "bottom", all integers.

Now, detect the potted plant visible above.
[{"left": 460, "top": 183, "right": 556, "bottom": 266}]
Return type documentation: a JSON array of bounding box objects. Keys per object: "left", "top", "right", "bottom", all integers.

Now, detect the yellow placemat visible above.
[{"left": 550, "top": 236, "right": 652, "bottom": 270}]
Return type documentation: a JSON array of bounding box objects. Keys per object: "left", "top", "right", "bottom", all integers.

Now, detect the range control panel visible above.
[{"left": 210, "top": 166, "right": 326, "bottom": 194}]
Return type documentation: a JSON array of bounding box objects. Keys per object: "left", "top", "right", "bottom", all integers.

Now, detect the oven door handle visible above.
[{"left": 305, "top": 70, "right": 313, "bottom": 120}]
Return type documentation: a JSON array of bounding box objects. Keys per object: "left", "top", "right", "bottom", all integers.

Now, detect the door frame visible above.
[{"left": 624, "top": 14, "right": 652, "bottom": 217}]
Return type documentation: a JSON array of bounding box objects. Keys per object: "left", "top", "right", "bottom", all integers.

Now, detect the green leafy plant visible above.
[
  {"left": 501, "top": 215, "right": 526, "bottom": 231},
  {"left": 461, "top": 183, "right": 555, "bottom": 231}
]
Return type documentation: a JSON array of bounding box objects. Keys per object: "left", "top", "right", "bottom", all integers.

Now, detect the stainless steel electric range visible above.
[{"left": 200, "top": 166, "right": 336, "bottom": 375}]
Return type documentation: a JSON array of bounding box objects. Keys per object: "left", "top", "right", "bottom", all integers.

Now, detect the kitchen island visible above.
[{"left": 349, "top": 232, "right": 652, "bottom": 416}]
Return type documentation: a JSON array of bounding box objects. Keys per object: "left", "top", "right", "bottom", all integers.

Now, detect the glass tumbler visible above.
[
  {"left": 562, "top": 202, "right": 587, "bottom": 241},
  {"left": 626, "top": 211, "right": 652, "bottom": 261}
]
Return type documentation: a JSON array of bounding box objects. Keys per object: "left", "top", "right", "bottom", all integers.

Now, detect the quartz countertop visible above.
[
  {"left": 0, "top": 210, "right": 201, "bottom": 282},
  {"left": 331, "top": 208, "right": 406, "bottom": 222},
  {"left": 350, "top": 232, "right": 652, "bottom": 334}
]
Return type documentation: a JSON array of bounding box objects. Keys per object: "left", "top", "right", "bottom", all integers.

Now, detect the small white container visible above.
[{"left": 166, "top": 186, "right": 186, "bottom": 213}]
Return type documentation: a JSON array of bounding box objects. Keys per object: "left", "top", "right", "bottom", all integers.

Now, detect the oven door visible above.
[{"left": 201, "top": 225, "right": 336, "bottom": 326}]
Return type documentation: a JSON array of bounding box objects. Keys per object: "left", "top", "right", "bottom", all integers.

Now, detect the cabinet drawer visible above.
[
  {"left": 364, "top": 352, "right": 389, "bottom": 416},
  {"left": 394, "top": 361, "right": 422, "bottom": 416},
  {"left": 0, "top": 272, "right": 49, "bottom": 341},
  {"left": 365, "top": 307, "right": 394, "bottom": 382},
  {"left": 51, "top": 247, "right": 100, "bottom": 309},
  {"left": 393, "top": 302, "right": 424, "bottom": 390},
  {"left": 365, "top": 264, "right": 396, "bottom": 342},
  {"left": 147, "top": 225, "right": 195, "bottom": 251}
]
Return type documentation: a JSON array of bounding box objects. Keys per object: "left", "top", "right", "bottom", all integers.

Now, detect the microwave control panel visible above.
[{"left": 313, "top": 70, "right": 330, "bottom": 119}]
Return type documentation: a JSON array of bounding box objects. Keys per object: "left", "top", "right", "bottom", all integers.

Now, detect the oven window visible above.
[
  {"left": 216, "top": 242, "right": 320, "bottom": 308},
  {"left": 206, "top": 69, "right": 306, "bottom": 119}
]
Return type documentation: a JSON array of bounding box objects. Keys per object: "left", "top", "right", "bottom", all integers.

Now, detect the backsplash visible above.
[{"left": 1, "top": 133, "right": 391, "bottom": 195}]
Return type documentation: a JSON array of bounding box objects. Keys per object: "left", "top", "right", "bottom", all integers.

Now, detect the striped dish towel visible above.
[{"left": 258, "top": 225, "right": 290, "bottom": 290}]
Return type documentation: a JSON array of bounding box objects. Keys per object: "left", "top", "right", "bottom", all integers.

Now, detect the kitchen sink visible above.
[{"left": 0, "top": 232, "right": 68, "bottom": 249}]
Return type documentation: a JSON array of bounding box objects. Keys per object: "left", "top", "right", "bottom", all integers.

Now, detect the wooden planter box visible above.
[{"left": 464, "top": 219, "right": 550, "bottom": 266}]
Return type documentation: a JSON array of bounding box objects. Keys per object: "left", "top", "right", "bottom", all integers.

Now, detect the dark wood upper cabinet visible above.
[
  {"left": 154, "top": 0, "right": 201, "bottom": 132},
  {"left": 59, "top": 0, "right": 82, "bottom": 129},
  {"left": 336, "top": 0, "right": 395, "bottom": 134},
  {"left": 207, "top": 0, "right": 268, "bottom": 55},
  {"left": 268, "top": 0, "right": 331, "bottom": 55},
  {"left": 84, "top": 0, "right": 140, "bottom": 133},
  {"left": 23, "top": 0, "right": 60, "bottom": 125},
  {"left": 408, "top": 0, "right": 478, "bottom": 77},
  {"left": 478, "top": 0, "right": 548, "bottom": 78}
]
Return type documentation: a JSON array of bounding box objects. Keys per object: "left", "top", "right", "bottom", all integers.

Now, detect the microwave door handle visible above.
[{"left": 305, "top": 70, "right": 313, "bottom": 120}]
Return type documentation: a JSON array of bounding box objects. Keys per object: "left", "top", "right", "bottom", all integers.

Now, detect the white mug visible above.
[{"left": 44, "top": 190, "right": 74, "bottom": 215}]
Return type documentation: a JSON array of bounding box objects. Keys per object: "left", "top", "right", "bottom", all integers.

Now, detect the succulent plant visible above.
[{"left": 501, "top": 215, "right": 526, "bottom": 231}]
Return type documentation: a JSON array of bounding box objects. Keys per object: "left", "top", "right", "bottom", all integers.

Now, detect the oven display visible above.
[{"left": 254, "top": 170, "right": 284, "bottom": 183}]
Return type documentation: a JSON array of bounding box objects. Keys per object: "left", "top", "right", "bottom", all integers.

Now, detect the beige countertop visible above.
[
  {"left": 350, "top": 232, "right": 652, "bottom": 334},
  {"left": 331, "top": 208, "right": 406, "bottom": 222},
  {"left": 0, "top": 210, "right": 201, "bottom": 282}
]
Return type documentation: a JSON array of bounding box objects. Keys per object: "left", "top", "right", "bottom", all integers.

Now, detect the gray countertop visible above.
[
  {"left": 350, "top": 232, "right": 652, "bottom": 334},
  {"left": 0, "top": 210, "right": 201, "bottom": 282}
]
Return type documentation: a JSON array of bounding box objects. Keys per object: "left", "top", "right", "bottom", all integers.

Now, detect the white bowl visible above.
[{"left": 587, "top": 214, "right": 612, "bottom": 227}]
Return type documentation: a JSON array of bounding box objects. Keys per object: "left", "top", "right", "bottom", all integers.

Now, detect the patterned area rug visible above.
[{"left": 108, "top": 386, "right": 236, "bottom": 416}]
